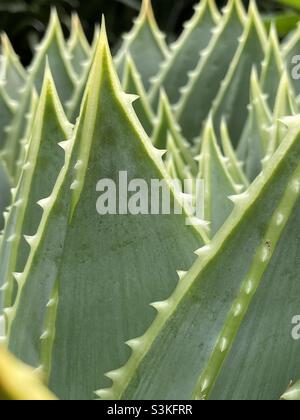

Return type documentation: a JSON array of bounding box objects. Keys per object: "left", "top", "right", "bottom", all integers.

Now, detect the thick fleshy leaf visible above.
[
  {"left": 176, "top": 0, "right": 246, "bottom": 143},
  {"left": 0, "top": 67, "right": 72, "bottom": 310},
  {"left": 7, "top": 24, "right": 205, "bottom": 401},
  {"left": 198, "top": 117, "right": 239, "bottom": 237},
  {"left": 29, "top": 9, "right": 76, "bottom": 106},
  {"left": 211, "top": 1, "right": 267, "bottom": 144},
  {"left": 0, "top": 34, "right": 26, "bottom": 101},
  {"left": 281, "top": 380, "right": 300, "bottom": 400},
  {"left": 149, "top": 0, "right": 219, "bottom": 108},
  {"left": 152, "top": 90, "right": 197, "bottom": 175},
  {"left": 3, "top": 11, "right": 76, "bottom": 181},
  {"left": 261, "top": 25, "right": 285, "bottom": 110},
  {"left": 97, "top": 114, "right": 300, "bottom": 401},
  {"left": 0, "top": 347, "right": 56, "bottom": 400},
  {"left": 220, "top": 120, "right": 249, "bottom": 189},
  {"left": 268, "top": 71, "right": 297, "bottom": 157},
  {"left": 68, "top": 13, "right": 91, "bottom": 77},
  {"left": 122, "top": 54, "right": 154, "bottom": 136},
  {"left": 238, "top": 69, "right": 272, "bottom": 182},
  {"left": 115, "top": 0, "right": 169, "bottom": 91},
  {"left": 0, "top": 161, "right": 11, "bottom": 230},
  {"left": 166, "top": 133, "right": 188, "bottom": 183},
  {"left": 0, "top": 82, "right": 15, "bottom": 151}
]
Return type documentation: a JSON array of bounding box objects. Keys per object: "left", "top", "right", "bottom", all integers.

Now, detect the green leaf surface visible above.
[
  {"left": 149, "top": 0, "right": 219, "bottom": 108},
  {"left": 268, "top": 71, "right": 297, "bottom": 158},
  {"left": 152, "top": 90, "right": 197, "bottom": 175},
  {"left": 97, "top": 113, "right": 300, "bottom": 401},
  {"left": 68, "top": 13, "right": 91, "bottom": 77},
  {"left": 198, "top": 117, "right": 239, "bottom": 237},
  {"left": 281, "top": 380, "right": 300, "bottom": 400},
  {"left": 0, "top": 66, "right": 72, "bottom": 311},
  {"left": 261, "top": 25, "right": 285, "bottom": 110},
  {"left": 0, "top": 83, "right": 15, "bottom": 151},
  {"left": 2, "top": 10, "right": 76, "bottom": 181},
  {"left": 122, "top": 54, "right": 154, "bottom": 136},
  {"left": 220, "top": 120, "right": 249, "bottom": 189},
  {"left": 7, "top": 24, "right": 205, "bottom": 401},
  {"left": 115, "top": 0, "right": 169, "bottom": 91},
  {"left": 176, "top": 0, "right": 245, "bottom": 144},
  {"left": 238, "top": 69, "right": 272, "bottom": 182},
  {"left": 0, "top": 34, "right": 26, "bottom": 101},
  {"left": 211, "top": 2, "right": 267, "bottom": 145}
]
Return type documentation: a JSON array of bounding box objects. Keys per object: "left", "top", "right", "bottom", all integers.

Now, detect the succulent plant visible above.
[{"left": 0, "top": 0, "right": 300, "bottom": 401}]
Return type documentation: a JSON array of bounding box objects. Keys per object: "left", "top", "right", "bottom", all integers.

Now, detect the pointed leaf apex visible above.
[
  {"left": 141, "top": 0, "right": 155, "bottom": 21},
  {"left": 50, "top": 7, "right": 60, "bottom": 26}
]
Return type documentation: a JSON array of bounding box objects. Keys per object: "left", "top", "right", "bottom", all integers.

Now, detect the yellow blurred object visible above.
[{"left": 0, "top": 347, "right": 57, "bottom": 400}]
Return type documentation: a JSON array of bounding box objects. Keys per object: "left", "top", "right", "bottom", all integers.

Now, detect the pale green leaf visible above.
[
  {"left": 122, "top": 54, "right": 154, "bottom": 135},
  {"left": 281, "top": 380, "right": 300, "bottom": 400},
  {"left": 152, "top": 90, "right": 197, "bottom": 175},
  {"left": 198, "top": 117, "right": 239, "bottom": 237},
  {"left": 176, "top": 0, "right": 246, "bottom": 143},
  {"left": 0, "top": 66, "right": 72, "bottom": 311},
  {"left": 98, "top": 114, "right": 300, "bottom": 401},
  {"left": 0, "top": 34, "right": 26, "bottom": 101},
  {"left": 68, "top": 13, "right": 91, "bottom": 77},
  {"left": 211, "top": 1, "right": 267, "bottom": 145},
  {"left": 220, "top": 119, "right": 249, "bottom": 189},
  {"left": 149, "top": 0, "right": 219, "bottom": 107},
  {"left": 261, "top": 25, "right": 285, "bottom": 110},
  {"left": 115, "top": 0, "right": 169, "bottom": 91},
  {"left": 7, "top": 24, "right": 205, "bottom": 401},
  {"left": 238, "top": 69, "right": 272, "bottom": 181}
]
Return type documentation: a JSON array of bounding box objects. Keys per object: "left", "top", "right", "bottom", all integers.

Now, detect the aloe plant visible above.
[{"left": 1, "top": 0, "right": 300, "bottom": 401}]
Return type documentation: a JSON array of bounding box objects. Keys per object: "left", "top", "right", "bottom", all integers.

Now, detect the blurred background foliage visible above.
[{"left": 0, "top": 0, "right": 299, "bottom": 65}]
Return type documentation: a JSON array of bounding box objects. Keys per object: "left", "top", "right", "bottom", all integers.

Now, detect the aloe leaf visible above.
[
  {"left": 152, "top": 90, "right": 197, "bottom": 175},
  {"left": 97, "top": 113, "right": 300, "bottom": 401},
  {"left": 0, "top": 66, "right": 72, "bottom": 311},
  {"left": 166, "top": 133, "right": 188, "bottom": 183},
  {"left": 268, "top": 71, "right": 297, "bottom": 157},
  {"left": 0, "top": 82, "right": 15, "bottom": 150},
  {"left": 15, "top": 90, "right": 39, "bottom": 178},
  {"left": 115, "top": 0, "right": 169, "bottom": 91},
  {"left": 149, "top": 0, "right": 219, "bottom": 108},
  {"left": 220, "top": 120, "right": 249, "bottom": 189},
  {"left": 281, "top": 381, "right": 300, "bottom": 400},
  {"left": 260, "top": 25, "right": 285, "bottom": 110},
  {"left": 238, "top": 69, "right": 272, "bottom": 182},
  {"left": 0, "top": 34, "right": 26, "bottom": 101},
  {"left": 211, "top": 1, "right": 267, "bottom": 144},
  {"left": 0, "top": 162, "right": 10, "bottom": 229},
  {"left": 3, "top": 10, "right": 76, "bottom": 180},
  {"left": 197, "top": 117, "right": 239, "bottom": 237},
  {"left": 66, "top": 38, "right": 96, "bottom": 123},
  {"left": 176, "top": 0, "right": 246, "bottom": 144},
  {"left": 68, "top": 13, "right": 91, "bottom": 77},
  {"left": 122, "top": 54, "right": 154, "bottom": 135},
  {"left": 7, "top": 24, "right": 205, "bottom": 401},
  {"left": 29, "top": 9, "right": 76, "bottom": 106},
  {"left": 0, "top": 347, "right": 56, "bottom": 400}
]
